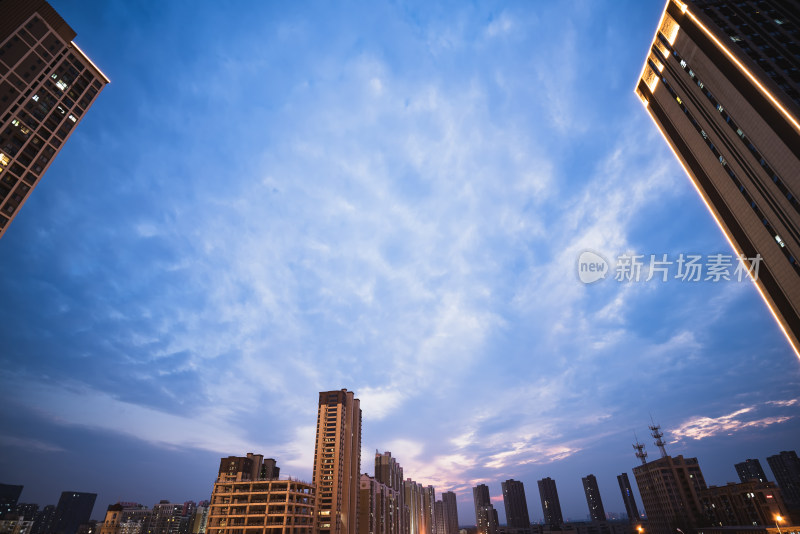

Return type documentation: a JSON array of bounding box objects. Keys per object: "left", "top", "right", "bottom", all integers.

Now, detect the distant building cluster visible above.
[{"left": 3, "top": 390, "right": 800, "bottom": 534}]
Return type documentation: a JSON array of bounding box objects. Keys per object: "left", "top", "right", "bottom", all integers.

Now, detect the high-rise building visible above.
[
  {"left": 616, "top": 473, "right": 639, "bottom": 523},
  {"left": 433, "top": 501, "right": 444, "bottom": 534},
  {"left": 767, "top": 450, "right": 800, "bottom": 510},
  {"left": 0, "top": 484, "right": 23, "bottom": 519},
  {"left": 422, "top": 486, "right": 435, "bottom": 534},
  {"left": 32, "top": 504, "right": 57, "bottom": 534},
  {"left": 441, "top": 492, "right": 458, "bottom": 534},
  {"left": 206, "top": 454, "right": 314, "bottom": 534},
  {"left": 537, "top": 478, "right": 563, "bottom": 527},
  {"left": 581, "top": 475, "right": 606, "bottom": 522},
  {"left": 501, "top": 480, "right": 531, "bottom": 532},
  {"left": 406, "top": 480, "right": 424, "bottom": 534},
  {"left": 0, "top": 0, "right": 108, "bottom": 238},
  {"left": 635, "top": 0, "right": 800, "bottom": 358},
  {"left": 145, "top": 501, "right": 184, "bottom": 534},
  {"left": 374, "top": 452, "right": 404, "bottom": 534},
  {"left": 735, "top": 458, "right": 769, "bottom": 483},
  {"left": 312, "top": 389, "right": 362, "bottom": 534},
  {"left": 53, "top": 491, "right": 97, "bottom": 534},
  {"left": 698, "top": 480, "right": 788, "bottom": 527},
  {"left": 472, "top": 485, "right": 498, "bottom": 534},
  {"left": 632, "top": 455, "right": 706, "bottom": 534},
  {"left": 359, "top": 474, "right": 397, "bottom": 534}
]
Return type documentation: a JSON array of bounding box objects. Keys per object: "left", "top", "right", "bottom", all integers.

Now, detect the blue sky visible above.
[{"left": 1, "top": 0, "right": 798, "bottom": 525}]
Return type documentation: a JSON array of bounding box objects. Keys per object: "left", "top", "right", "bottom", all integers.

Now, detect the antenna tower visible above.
[
  {"left": 633, "top": 434, "right": 648, "bottom": 465},
  {"left": 649, "top": 422, "right": 668, "bottom": 458}
]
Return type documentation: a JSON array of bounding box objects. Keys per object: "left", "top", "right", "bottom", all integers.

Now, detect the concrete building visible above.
[
  {"left": 312, "top": 390, "right": 362, "bottom": 534},
  {"left": 616, "top": 474, "right": 639, "bottom": 523},
  {"left": 52, "top": 492, "right": 96, "bottom": 534},
  {"left": 0, "top": 0, "right": 108, "bottom": 237},
  {"left": 359, "top": 474, "right": 399, "bottom": 534},
  {"left": 537, "top": 479, "right": 563, "bottom": 527},
  {"left": 635, "top": 0, "right": 800, "bottom": 357},
  {"left": 441, "top": 493, "right": 458, "bottom": 534},
  {"left": 374, "top": 452, "right": 405, "bottom": 534},
  {"left": 632, "top": 455, "right": 706, "bottom": 534},
  {"left": 698, "top": 480, "right": 788, "bottom": 527},
  {"left": 736, "top": 459, "right": 769, "bottom": 484},
  {"left": 501, "top": 480, "right": 531, "bottom": 532},
  {"left": 767, "top": 451, "right": 800, "bottom": 510},
  {"left": 206, "top": 455, "right": 314, "bottom": 534},
  {"left": 581, "top": 476, "right": 605, "bottom": 523}
]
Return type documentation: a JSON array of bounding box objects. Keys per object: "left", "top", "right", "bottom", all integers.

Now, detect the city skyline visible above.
[{"left": 1, "top": 0, "right": 799, "bottom": 528}]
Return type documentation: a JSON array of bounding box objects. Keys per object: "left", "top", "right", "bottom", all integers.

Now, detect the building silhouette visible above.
[
  {"left": 441, "top": 492, "right": 458, "bottom": 534},
  {"left": 581, "top": 475, "right": 606, "bottom": 522},
  {"left": 0, "top": 0, "right": 108, "bottom": 238},
  {"left": 313, "top": 390, "right": 362, "bottom": 534},
  {"left": 632, "top": 455, "right": 706, "bottom": 534},
  {"left": 616, "top": 473, "right": 639, "bottom": 522},
  {"left": 472, "top": 485, "right": 497, "bottom": 534},
  {"left": 635, "top": 0, "right": 800, "bottom": 357},
  {"left": 698, "top": 480, "right": 787, "bottom": 527},
  {"left": 53, "top": 491, "right": 96, "bottom": 534},
  {"left": 767, "top": 450, "right": 800, "bottom": 510},
  {"left": 0, "top": 484, "right": 23, "bottom": 519},
  {"left": 501, "top": 479, "right": 531, "bottom": 531},
  {"left": 537, "top": 478, "right": 563, "bottom": 527},
  {"left": 735, "top": 458, "right": 768, "bottom": 483}
]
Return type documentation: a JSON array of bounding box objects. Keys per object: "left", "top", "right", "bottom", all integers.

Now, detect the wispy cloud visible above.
[{"left": 670, "top": 400, "right": 798, "bottom": 442}]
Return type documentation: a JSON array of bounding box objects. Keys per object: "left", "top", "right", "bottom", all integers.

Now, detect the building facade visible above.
[
  {"left": 616, "top": 474, "right": 639, "bottom": 523},
  {"left": 312, "top": 390, "right": 362, "bottom": 534},
  {"left": 767, "top": 451, "right": 800, "bottom": 510},
  {"left": 440, "top": 493, "right": 457, "bottom": 534},
  {"left": 632, "top": 455, "right": 707, "bottom": 534},
  {"left": 374, "top": 452, "right": 405, "bottom": 534},
  {"left": 206, "top": 455, "right": 314, "bottom": 534},
  {"left": 736, "top": 459, "right": 769, "bottom": 484},
  {"left": 635, "top": 0, "right": 800, "bottom": 357},
  {"left": 698, "top": 480, "right": 787, "bottom": 527},
  {"left": 0, "top": 0, "right": 108, "bottom": 237},
  {"left": 53, "top": 492, "right": 97, "bottom": 534},
  {"left": 501, "top": 480, "right": 531, "bottom": 532},
  {"left": 537, "top": 479, "right": 563, "bottom": 527},
  {"left": 581, "top": 476, "right": 606, "bottom": 523}
]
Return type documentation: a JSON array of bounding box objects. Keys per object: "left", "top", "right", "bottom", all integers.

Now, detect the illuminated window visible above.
[
  {"left": 56, "top": 79, "right": 68, "bottom": 91},
  {"left": 68, "top": 114, "right": 77, "bottom": 123},
  {"left": 775, "top": 19, "right": 784, "bottom": 24},
  {"left": 32, "top": 94, "right": 39, "bottom": 102},
  {"left": 0, "top": 153, "right": 8, "bottom": 166},
  {"left": 730, "top": 35, "right": 742, "bottom": 42}
]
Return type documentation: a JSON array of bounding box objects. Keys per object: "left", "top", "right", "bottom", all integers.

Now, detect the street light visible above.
[
  {"left": 637, "top": 526, "right": 644, "bottom": 534},
  {"left": 775, "top": 515, "right": 784, "bottom": 534}
]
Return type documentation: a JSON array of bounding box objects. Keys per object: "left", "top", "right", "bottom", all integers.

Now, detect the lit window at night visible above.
[
  {"left": 68, "top": 114, "right": 77, "bottom": 123},
  {"left": 32, "top": 94, "right": 39, "bottom": 101},
  {"left": 56, "top": 79, "right": 68, "bottom": 91},
  {"left": 0, "top": 153, "right": 9, "bottom": 166}
]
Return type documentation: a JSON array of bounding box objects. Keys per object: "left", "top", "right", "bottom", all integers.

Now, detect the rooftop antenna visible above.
[
  {"left": 649, "top": 416, "right": 668, "bottom": 458},
  {"left": 633, "top": 432, "right": 648, "bottom": 465}
]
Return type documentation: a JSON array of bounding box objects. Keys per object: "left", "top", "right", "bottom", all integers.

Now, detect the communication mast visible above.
[
  {"left": 633, "top": 434, "right": 648, "bottom": 465},
  {"left": 649, "top": 422, "right": 668, "bottom": 458}
]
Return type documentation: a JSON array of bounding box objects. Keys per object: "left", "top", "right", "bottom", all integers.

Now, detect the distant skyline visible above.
[{"left": 1, "top": 0, "right": 799, "bottom": 526}]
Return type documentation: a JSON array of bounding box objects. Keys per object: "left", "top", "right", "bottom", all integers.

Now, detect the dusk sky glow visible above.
[{"left": 1, "top": 0, "right": 799, "bottom": 525}]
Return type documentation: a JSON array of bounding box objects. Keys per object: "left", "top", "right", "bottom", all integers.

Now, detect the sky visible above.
[{"left": 0, "top": 0, "right": 799, "bottom": 525}]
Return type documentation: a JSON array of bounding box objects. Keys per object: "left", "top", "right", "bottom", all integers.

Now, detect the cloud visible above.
[
  {"left": 670, "top": 400, "right": 798, "bottom": 441},
  {"left": 0, "top": 435, "right": 65, "bottom": 453}
]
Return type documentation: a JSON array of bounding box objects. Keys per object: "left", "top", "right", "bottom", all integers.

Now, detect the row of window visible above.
[
  {"left": 672, "top": 49, "right": 800, "bottom": 224},
  {"left": 655, "top": 59, "right": 800, "bottom": 276}
]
